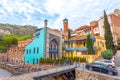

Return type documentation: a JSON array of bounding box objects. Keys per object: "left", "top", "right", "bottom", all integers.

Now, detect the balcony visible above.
[
  {"left": 64, "top": 47, "right": 77, "bottom": 51},
  {"left": 64, "top": 46, "right": 96, "bottom": 51},
  {"left": 49, "top": 49, "right": 58, "bottom": 53},
  {"left": 64, "top": 47, "right": 87, "bottom": 51}
]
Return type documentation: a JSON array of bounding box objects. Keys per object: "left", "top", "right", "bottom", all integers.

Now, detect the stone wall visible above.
[{"left": 75, "top": 68, "right": 120, "bottom": 80}]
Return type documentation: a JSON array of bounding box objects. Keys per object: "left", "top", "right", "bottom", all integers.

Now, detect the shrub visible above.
[
  {"left": 101, "top": 49, "right": 113, "bottom": 60},
  {"left": 80, "top": 57, "right": 86, "bottom": 63}
]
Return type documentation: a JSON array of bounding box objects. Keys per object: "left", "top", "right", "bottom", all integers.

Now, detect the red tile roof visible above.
[
  {"left": 70, "top": 35, "right": 86, "bottom": 40},
  {"left": 75, "top": 25, "right": 91, "bottom": 31}
]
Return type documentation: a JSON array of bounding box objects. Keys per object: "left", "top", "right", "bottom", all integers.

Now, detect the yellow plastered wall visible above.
[
  {"left": 79, "top": 42, "right": 84, "bottom": 47},
  {"left": 73, "top": 42, "right": 76, "bottom": 48},
  {"left": 73, "top": 50, "right": 77, "bottom": 57},
  {"left": 64, "top": 36, "right": 106, "bottom": 63},
  {"left": 95, "top": 36, "right": 106, "bottom": 56}
]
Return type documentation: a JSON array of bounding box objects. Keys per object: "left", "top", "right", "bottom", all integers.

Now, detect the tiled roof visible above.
[
  {"left": 52, "top": 29, "right": 61, "bottom": 32},
  {"left": 70, "top": 35, "right": 87, "bottom": 41},
  {"left": 75, "top": 25, "right": 90, "bottom": 31}
]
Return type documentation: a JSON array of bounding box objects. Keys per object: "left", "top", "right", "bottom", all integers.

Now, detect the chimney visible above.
[{"left": 44, "top": 19, "right": 48, "bottom": 27}]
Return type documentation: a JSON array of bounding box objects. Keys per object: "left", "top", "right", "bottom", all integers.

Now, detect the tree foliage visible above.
[
  {"left": 0, "top": 38, "right": 8, "bottom": 50},
  {"left": 104, "top": 10, "right": 114, "bottom": 50},
  {"left": 0, "top": 33, "right": 32, "bottom": 51},
  {"left": 86, "top": 34, "right": 93, "bottom": 55},
  {"left": 114, "top": 9, "right": 119, "bottom": 13},
  {"left": 118, "top": 36, "right": 120, "bottom": 44},
  {"left": 68, "top": 29, "right": 71, "bottom": 40},
  {"left": 101, "top": 49, "right": 113, "bottom": 60},
  {"left": 3, "top": 34, "right": 18, "bottom": 47}
]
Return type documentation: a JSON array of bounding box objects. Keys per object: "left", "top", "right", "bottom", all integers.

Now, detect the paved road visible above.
[
  {"left": 0, "top": 68, "right": 12, "bottom": 78},
  {"left": 116, "top": 67, "right": 120, "bottom": 77},
  {"left": 115, "top": 50, "right": 120, "bottom": 66}
]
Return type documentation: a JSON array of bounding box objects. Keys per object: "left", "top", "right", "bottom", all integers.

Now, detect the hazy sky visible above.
[{"left": 0, "top": 0, "right": 120, "bottom": 29}]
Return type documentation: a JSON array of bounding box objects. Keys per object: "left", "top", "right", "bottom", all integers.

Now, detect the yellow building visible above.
[{"left": 63, "top": 35, "right": 106, "bottom": 63}]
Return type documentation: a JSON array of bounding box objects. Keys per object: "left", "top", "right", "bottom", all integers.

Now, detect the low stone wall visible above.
[{"left": 75, "top": 68, "right": 120, "bottom": 80}]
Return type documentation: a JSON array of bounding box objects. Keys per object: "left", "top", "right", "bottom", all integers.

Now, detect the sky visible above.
[{"left": 0, "top": 0, "right": 120, "bottom": 30}]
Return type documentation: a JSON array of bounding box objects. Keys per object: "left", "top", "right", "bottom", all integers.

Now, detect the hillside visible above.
[{"left": 0, "top": 23, "right": 38, "bottom": 36}]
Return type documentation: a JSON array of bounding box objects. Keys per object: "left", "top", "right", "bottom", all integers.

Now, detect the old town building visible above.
[
  {"left": 24, "top": 20, "right": 62, "bottom": 64},
  {"left": 98, "top": 11, "right": 120, "bottom": 45},
  {"left": 7, "top": 39, "right": 33, "bottom": 64},
  {"left": 7, "top": 46, "right": 24, "bottom": 64}
]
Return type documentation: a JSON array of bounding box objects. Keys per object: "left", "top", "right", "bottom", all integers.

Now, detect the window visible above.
[
  {"left": 26, "top": 49, "right": 28, "bottom": 54},
  {"left": 37, "top": 47, "right": 39, "bottom": 53},
  {"left": 102, "top": 43, "right": 104, "bottom": 47},
  {"left": 36, "top": 58, "right": 39, "bottom": 64},
  {"left": 33, "top": 58, "right": 35, "bottom": 64},
  {"left": 33, "top": 47, "right": 35, "bottom": 53},
  {"left": 29, "top": 49, "right": 31, "bottom": 54},
  {"left": 84, "top": 42, "right": 85, "bottom": 46},
  {"left": 97, "top": 42, "right": 99, "bottom": 46}
]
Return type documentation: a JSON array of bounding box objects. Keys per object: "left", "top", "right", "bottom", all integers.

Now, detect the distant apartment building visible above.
[
  {"left": 98, "top": 11, "right": 120, "bottom": 45},
  {"left": 73, "top": 25, "right": 91, "bottom": 37},
  {"left": 24, "top": 20, "right": 62, "bottom": 64}
]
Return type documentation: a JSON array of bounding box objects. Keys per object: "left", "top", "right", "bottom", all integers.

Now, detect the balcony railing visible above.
[
  {"left": 49, "top": 49, "right": 58, "bottom": 53},
  {"left": 64, "top": 46, "right": 96, "bottom": 51}
]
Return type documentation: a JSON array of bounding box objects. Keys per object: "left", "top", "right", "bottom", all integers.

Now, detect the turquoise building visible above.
[{"left": 24, "top": 20, "right": 62, "bottom": 64}]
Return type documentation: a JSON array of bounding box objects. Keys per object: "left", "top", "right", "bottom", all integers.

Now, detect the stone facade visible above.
[
  {"left": 0, "top": 52, "right": 7, "bottom": 62},
  {"left": 75, "top": 68, "right": 120, "bottom": 80},
  {"left": 7, "top": 46, "right": 24, "bottom": 64},
  {"left": 0, "top": 39, "right": 32, "bottom": 64}
]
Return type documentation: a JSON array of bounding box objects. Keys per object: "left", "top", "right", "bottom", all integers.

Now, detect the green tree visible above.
[
  {"left": 68, "top": 29, "right": 71, "bottom": 40},
  {"left": 114, "top": 9, "right": 119, "bottom": 13},
  {"left": 104, "top": 10, "right": 114, "bottom": 50},
  {"left": 86, "top": 34, "right": 93, "bottom": 55},
  {"left": 3, "top": 34, "right": 18, "bottom": 47},
  {"left": 118, "top": 36, "right": 120, "bottom": 44},
  {"left": 11, "top": 37, "right": 18, "bottom": 45},
  {"left": 101, "top": 49, "right": 113, "bottom": 60},
  {"left": 0, "top": 38, "right": 8, "bottom": 51}
]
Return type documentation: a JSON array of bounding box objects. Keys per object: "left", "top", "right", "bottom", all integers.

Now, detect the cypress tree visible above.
[
  {"left": 68, "top": 29, "right": 71, "bottom": 40},
  {"left": 104, "top": 10, "right": 114, "bottom": 50},
  {"left": 86, "top": 34, "right": 93, "bottom": 55}
]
